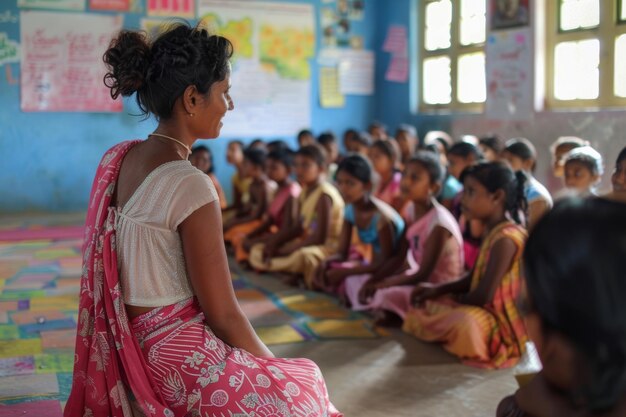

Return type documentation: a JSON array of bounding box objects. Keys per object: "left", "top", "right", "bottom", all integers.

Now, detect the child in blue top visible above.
[{"left": 315, "top": 154, "right": 405, "bottom": 293}]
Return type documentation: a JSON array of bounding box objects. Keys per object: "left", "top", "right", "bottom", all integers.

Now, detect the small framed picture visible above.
[{"left": 491, "top": 0, "right": 530, "bottom": 30}]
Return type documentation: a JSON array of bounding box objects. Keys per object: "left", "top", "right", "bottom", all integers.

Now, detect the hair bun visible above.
[{"left": 103, "top": 30, "right": 151, "bottom": 99}]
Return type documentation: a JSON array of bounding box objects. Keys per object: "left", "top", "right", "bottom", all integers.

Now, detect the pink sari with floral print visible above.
[{"left": 65, "top": 141, "right": 341, "bottom": 417}]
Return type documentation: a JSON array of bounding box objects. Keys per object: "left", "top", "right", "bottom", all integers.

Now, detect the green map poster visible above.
[{"left": 198, "top": 0, "right": 315, "bottom": 137}]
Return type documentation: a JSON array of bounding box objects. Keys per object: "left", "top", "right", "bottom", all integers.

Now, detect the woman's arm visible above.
[
  {"left": 180, "top": 200, "right": 274, "bottom": 358},
  {"left": 458, "top": 237, "right": 517, "bottom": 306}
]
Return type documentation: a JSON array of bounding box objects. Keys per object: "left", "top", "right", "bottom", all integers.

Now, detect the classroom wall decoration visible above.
[
  {"left": 0, "top": 32, "right": 19, "bottom": 66},
  {"left": 20, "top": 11, "right": 123, "bottom": 112},
  {"left": 485, "top": 28, "right": 533, "bottom": 121},
  {"left": 491, "top": 0, "right": 530, "bottom": 30},
  {"left": 197, "top": 0, "right": 314, "bottom": 136},
  {"left": 17, "top": 0, "right": 85, "bottom": 11},
  {"left": 147, "top": 0, "right": 195, "bottom": 18},
  {"left": 89, "top": 0, "right": 130, "bottom": 11}
]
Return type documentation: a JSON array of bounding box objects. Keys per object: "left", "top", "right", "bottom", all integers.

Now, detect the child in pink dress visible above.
[{"left": 344, "top": 151, "right": 464, "bottom": 322}]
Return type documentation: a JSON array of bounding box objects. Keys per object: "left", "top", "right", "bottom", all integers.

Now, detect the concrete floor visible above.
[
  {"left": 247, "top": 270, "right": 517, "bottom": 417},
  {"left": 1, "top": 212, "right": 518, "bottom": 416}
]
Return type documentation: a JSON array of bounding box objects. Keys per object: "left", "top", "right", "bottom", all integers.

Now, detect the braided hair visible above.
[{"left": 461, "top": 161, "right": 528, "bottom": 225}]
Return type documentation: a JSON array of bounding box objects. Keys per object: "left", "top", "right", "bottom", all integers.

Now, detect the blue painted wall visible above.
[
  {"left": 0, "top": 0, "right": 379, "bottom": 213},
  {"left": 374, "top": 0, "right": 452, "bottom": 139}
]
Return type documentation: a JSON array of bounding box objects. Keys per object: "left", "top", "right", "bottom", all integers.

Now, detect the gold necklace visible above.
[{"left": 149, "top": 133, "right": 191, "bottom": 157}]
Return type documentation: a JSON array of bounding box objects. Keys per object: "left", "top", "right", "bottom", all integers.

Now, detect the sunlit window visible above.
[
  {"left": 425, "top": 0, "right": 452, "bottom": 51},
  {"left": 554, "top": 40, "right": 599, "bottom": 100},
  {"left": 420, "top": 0, "right": 486, "bottom": 111},
  {"left": 423, "top": 56, "right": 452, "bottom": 104},
  {"left": 560, "top": 0, "right": 600, "bottom": 31},
  {"left": 548, "top": 0, "right": 626, "bottom": 108},
  {"left": 614, "top": 34, "right": 626, "bottom": 97},
  {"left": 458, "top": 52, "right": 486, "bottom": 103},
  {"left": 460, "top": 0, "right": 486, "bottom": 46}
]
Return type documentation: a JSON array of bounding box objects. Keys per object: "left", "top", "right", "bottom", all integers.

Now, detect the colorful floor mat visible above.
[{"left": 0, "top": 221, "right": 386, "bottom": 408}]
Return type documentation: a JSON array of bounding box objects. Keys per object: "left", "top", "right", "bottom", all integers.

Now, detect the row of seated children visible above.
[{"left": 191, "top": 129, "right": 625, "bottom": 373}]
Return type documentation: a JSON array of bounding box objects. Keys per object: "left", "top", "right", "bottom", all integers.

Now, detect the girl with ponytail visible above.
[{"left": 403, "top": 162, "right": 529, "bottom": 369}]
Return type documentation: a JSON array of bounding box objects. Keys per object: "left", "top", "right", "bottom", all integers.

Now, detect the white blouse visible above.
[{"left": 115, "top": 160, "right": 218, "bottom": 307}]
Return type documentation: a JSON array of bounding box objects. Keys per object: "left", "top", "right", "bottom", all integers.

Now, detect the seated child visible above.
[
  {"left": 189, "top": 145, "right": 227, "bottom": 209},
  {"left": 223, "top": 148, "right": 276, "bottom": 247},
  {"left": 342, "top": 128, "right": 360, "bottom": 154},
  {"left": 236, "top": 149, "right": 301, "bottom": 263},
  {"left": 223, "top": 140, "right": 252, "bottom": 222},
  {"left": 445, "top": 141, "right": 484, "bottom": 214},
  {"left": 478, "top": 134, "right": 502, "bottom": 162},
  {"left": 610, "top": 147, "right": 626, "bottom": 201},
  {"left": 297, "top": 129, "right": 315, "bottom": 148},
  {"left": 445, "top": 142, "right": 485, "bottom": 270},
  {"left": 317, "top": 132, "right": 340, "bottom": 180},
  {"left": 501, "top": 138, "right": 553, "bottom": 229},
  {"left": 248, "top": 138, "right": 267, "bottom": 151},
  {"left": 403, "top": 161, "right": 529, "bottom": 369},
  {"left": 370, "top": 140, "right": 404, "bottom": 211},
  {"left": 344, "top": 152, "right": 464, "bottom": 323},
  {"left": 351, "top": 132, "right": 373, "bottom": 157},
  {"left": 315, "top": 155, "right": 405, "bottom": 293},
  {"left": 550, "top": 136, "right": 589, "bottom": 179},
  {"left": 423, "top": 130, "right": 453, "bottom": 168},
  {"left": 563, "top": 146, "right": 603, "bottom": 197},
  {"left": 497, "top": 198, "right": 626, "bottom": 417},
  {"left": 395, "top": 124, "right": 418, "bottom": 166},
  {"left": 368, "top": 121, "right": 388, "bottom": 141},
  {"left": 249, "top": 145, "right": 345, "bottom": 289}
]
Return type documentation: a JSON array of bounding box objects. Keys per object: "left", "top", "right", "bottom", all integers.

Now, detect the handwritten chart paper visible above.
[
  {"left": 485, "top": 28, "right": 533, "bottom": 121},
  {"left": 18, "top": 0, "right": 85, "bottom": 11},
  {"left": 89, "top": 0, "right": 129, "bottom": 11},
  {"left": 338, "top": 49, "right": 374, "bottom": 95},
  {"left": 20, "top": 11, "right": 123, "bottom": 112},
  {"left": 148, "top": 0, "right": 195, "bottom": 18}
]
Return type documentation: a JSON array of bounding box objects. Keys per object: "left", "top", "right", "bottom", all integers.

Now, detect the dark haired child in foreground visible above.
[
  {"left": 222, "top": 140, "right": 252, "bottom": 222},
  {"left": 609, "top": 147, "right": 626, "bottom": 201},
  {"left": 403, "top": 162, "right": 529, "bottom": 369},
  {"left": 501, "top": 138, "right": 552, "bottom": 229},
  {"left": 315, "top": 155, "right": 405, "bottom": 293},
  {"left": 249, "top": 145, "right": 344, "bottom": 288},
  {"left": 189, "top": 145, "right": 227, "bottom": 209},
  {"left": 236, "top": 149, "right": 301, "bottom": 264},
  {"left": 497, "top": 198, "right": 626, "bottom": 417},
  {"left": 345, "top": 152, "right": 464, "bottom": 323},
  {"left": 224, "top": 147, "right": 276, "bottom": 249}
]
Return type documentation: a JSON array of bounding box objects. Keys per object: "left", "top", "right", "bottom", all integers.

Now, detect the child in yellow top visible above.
[{"left": 249, "top": 145, "right": 344, "bottom": 289}]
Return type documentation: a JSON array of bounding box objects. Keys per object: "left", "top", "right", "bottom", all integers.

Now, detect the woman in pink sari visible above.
[{"left": 64, "top": 24, "right": 341, "bottom": 417}]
